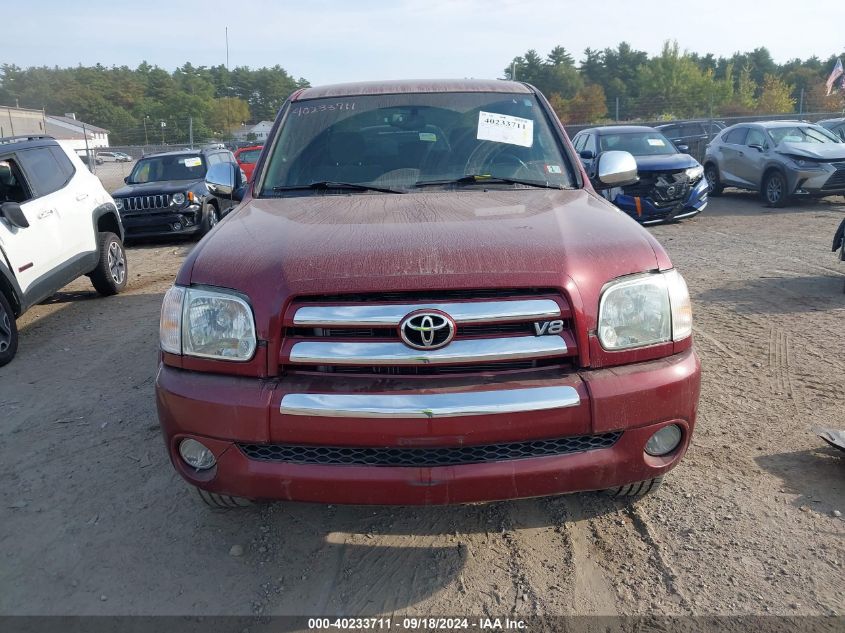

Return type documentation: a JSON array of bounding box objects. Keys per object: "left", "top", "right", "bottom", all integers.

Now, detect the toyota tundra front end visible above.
[{"left": 155, "top": 79, "right": 701, "bottom": 506}]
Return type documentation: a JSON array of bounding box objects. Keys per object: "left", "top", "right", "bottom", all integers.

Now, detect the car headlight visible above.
[
  {"left": 790, "top": 158, "right": 824, "bottom": 170},
  {"left": 171, "top": 192, "right": 186, "bottom": 205},
  {"left": 159, "top": 285, "right": 257, "bottom": 361},
  {"left": 114, "top": 198, "right": 123, "bottom": 211},
  {"left": 598, "top": 270, "right": 692, "bottom": 350},
  {"left": 684, "top": 165, "right": 703, "bottom": 181}
]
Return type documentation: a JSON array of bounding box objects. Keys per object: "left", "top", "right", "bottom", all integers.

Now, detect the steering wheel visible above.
[{"left": 466, "top": 143, "right": 533, "bottom": 178}]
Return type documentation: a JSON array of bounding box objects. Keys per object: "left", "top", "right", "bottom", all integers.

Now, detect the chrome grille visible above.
[
  {"left": 238, "top": 432, "right": 621, "bottom": 466},
  {"left": 120, "top": 194, "right": 172, "bottom": 211},
  {"left": 282, "top": 292, "right": 575, "bottom": 375}
]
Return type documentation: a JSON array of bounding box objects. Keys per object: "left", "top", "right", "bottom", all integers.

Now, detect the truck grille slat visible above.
[
  {"left": 282, "top": 290, "right": 576, "bottom": 375},
  {"left": 239, "top": 432, "right": 621, "bottom": 467}
]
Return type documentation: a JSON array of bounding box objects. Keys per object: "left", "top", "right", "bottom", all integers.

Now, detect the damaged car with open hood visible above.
[
  {"left": 155, "top": 79, "right": 701, "bottom": 508},
  {"left": 703, "top": 121, "right": 845, "bottom": 207}
]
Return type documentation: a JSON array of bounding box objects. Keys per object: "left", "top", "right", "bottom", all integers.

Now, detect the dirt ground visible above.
[{"left": 1, "top": 191, "right": 843, "bottom": 619}]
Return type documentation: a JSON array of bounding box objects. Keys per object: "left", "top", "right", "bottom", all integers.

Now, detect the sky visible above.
[{"left": 4, "top": 0, "right": 844, "bottom": 85}]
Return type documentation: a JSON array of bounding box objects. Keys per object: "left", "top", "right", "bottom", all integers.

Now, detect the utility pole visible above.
[
  {"left": 799, "top": 88, "right": 804, "bottom": 116},
  {"left": 225, "top": 26, "right": 230, "bottom": 135},
  {"left": 189, "top": 116, "right": 194, "bottom": 149},
  {"left": 160, "top": 120, "right": 166, "bottom": 145},
  {"left": 615, "top": 97, "right": 620, "bottom": 122},
  {"left": 511, "top": 61, "right": 516, "bottom": 81}
]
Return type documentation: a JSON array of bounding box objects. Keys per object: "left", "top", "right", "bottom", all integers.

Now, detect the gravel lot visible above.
[{"left": 1, "top": 191, "right": 843, "bottom": 618}]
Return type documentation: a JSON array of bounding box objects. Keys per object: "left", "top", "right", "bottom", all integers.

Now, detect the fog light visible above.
[
  {"left": 172, "top": 222, "right": 182, "bottom": 231},
  {"left": 179, "top": 438, "right": 216, "bottom": 470},
  {"left": 645, "top": 424, "right": 682, "bottom": 456}
]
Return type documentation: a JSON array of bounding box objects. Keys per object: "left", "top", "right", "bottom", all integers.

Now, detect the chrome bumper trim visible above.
[
  {"left": 279, "top": 386, "right": 580, "bottom": 418},
  {"left": 293, "top": 299, "right": 561, "bottom": 326},
  {"left": 289, "top": 336, "right": 567, "bottom": 365}
]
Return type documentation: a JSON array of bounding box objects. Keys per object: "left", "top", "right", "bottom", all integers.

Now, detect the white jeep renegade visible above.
[{"left": 0, "top": 135, "right": 128, "bottom": 366}]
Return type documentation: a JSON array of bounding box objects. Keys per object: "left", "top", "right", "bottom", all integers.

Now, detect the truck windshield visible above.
[
  {"left": 259, "top": 92, "right": 574, "bottom": 194},
  {"left": 128, "top": 154, "right": 207, "bottom": 183}
]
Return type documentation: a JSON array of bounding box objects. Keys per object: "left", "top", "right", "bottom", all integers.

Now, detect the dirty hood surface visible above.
[{"left": 185, "top": 188, "right": 664, "bottom": 322}]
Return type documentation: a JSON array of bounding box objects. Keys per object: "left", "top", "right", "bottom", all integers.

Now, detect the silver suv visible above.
[{"left": 703, "top": 121, "right": 845, "bottom": 207}]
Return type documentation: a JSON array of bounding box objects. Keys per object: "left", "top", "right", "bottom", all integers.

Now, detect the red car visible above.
[
  {"left": 233, "top": 145, "right": 263, "bottom": 181},
  {"left": 156, "top": 79, "right": 700, "bottom": 508}
]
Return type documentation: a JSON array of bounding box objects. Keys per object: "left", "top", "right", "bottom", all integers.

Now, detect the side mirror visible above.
[
  {"left": 0, "top": 202, "right": 30, "bottom": 229},
  {"left": 676, "top": 144, "right": 690, "bottom": 153},
  {"left": 594, "top": 150, "right": 638, "bottom": 188},
  {"left": 579, "top": 149, "right": 596, "bottom": 160},
  {"left": 123, "top": 176, "right": 130, "bottom": 184},
  {"left": 206, "top": 162, "right": 244, "bottom": 202}
]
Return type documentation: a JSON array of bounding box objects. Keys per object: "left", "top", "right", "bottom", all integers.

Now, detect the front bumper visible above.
[
  {"left": 614, "top": 177, "right": 708, "bottom": 224},
  {"left": 156, "top": 348, "right": 700, "bottom": 505},
  {"left": 121, "top": 204, "right": 203, "bottom": 238}
]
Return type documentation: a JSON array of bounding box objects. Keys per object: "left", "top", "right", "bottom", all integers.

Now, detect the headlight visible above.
[
  {"left": 684, "top": 165, "right": 703, "bottom": 181},
  {"left": 114, "top": 198, "right": 124, "bottom": 211},
  {"left": 159, "top": 285, "right": 257, "bottom": 361},
  {"left": 790, "top": 158, "right": 824, "bottom": 170},
  {"left": 171, "top": 192, "right": 186, "bottom": 205},
  {"left": 598, "top": 270, "right": 692, "bottom": 350}
]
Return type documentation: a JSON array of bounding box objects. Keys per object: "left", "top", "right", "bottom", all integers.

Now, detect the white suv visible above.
[{"left": 0, "top": 135, "right": 128, "bottom": 366}]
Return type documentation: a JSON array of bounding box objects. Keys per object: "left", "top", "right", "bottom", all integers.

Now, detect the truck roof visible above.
[{"left": 295, "top": 79, "right": 533, "bottom": 101}]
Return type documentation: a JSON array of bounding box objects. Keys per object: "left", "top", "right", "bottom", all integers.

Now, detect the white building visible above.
[
  {"left": 232, "top": 120, "right": 274, "bottom": 143},
  {"left": 45, "top": 114, "right": 110, "bottom": 150}
]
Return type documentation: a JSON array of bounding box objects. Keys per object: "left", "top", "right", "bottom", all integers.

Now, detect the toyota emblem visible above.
[{"left": 399, "top": 310, "right": 456, "bottom": 350}]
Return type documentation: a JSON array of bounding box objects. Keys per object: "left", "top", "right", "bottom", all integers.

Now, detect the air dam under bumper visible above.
[{"left": 156, "top": 348, "right": 700, "bottom": 505}]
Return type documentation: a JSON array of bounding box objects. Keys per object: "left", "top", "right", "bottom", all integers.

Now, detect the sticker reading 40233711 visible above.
[{"left": 477, "top": 111, "right": 534, "bottom": 148}]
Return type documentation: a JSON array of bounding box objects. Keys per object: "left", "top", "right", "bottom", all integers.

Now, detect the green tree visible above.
[
  {"left": 756, "top": 74, "right": 795, "bottom": 114},
  {"left": 208, "top": 97, "right": 251, "bottom": 133}
]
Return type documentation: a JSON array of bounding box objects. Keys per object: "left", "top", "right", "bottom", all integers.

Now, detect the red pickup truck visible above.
[{"left": 156, "top": 79, "right": 700, "bottom": 507}]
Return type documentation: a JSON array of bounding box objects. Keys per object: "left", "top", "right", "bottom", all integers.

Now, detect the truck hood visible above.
[
  {"left": 111, "top": 179, "right": 203, "bottom": 197},
  {"left": 634, "top": 154, "right": 699, "bottom": 172},
  {"left": 182, "top": 189, "right": 669, "bottom": 332},
  {"left": 777, "top": 142, "right": 845, "bottom": 161}
]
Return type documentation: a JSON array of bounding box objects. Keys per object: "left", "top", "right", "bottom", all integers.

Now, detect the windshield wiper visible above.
[
  {"left": 414, "top": 175, "right": 566, "bottom": 190},
  {"left": 272, "top": 181, "right": 405, "bottom": 194}
]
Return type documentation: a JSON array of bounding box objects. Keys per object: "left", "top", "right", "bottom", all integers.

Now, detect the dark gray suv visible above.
[{"left": 703, "top": 121, "right": 845, "bottom": 206}]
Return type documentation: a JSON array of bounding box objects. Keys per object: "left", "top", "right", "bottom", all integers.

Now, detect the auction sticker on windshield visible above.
[
  {"left": 182, "top": 157, "right": 202, "bottom": 167},
  {"left": 477, "top": 111, "right": 533, "bottom": 147}
]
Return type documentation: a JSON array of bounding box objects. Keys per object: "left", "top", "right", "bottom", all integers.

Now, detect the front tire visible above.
[
  {"left": 89, "top": 232, "right": 128, "bottom": 296},
  {"left": 0, "top": 291, "right": 19, "bottom": 367},
  {"left": 704, "top": 164, "right": 723, "bottom": 196},
  {"left": 199, "top": 202, "right": 219, "bottom": 236},
  {"left": 603, "top": 476, "right": 664, "bottom": 499},
  {"left": 762, "top": 170, "right": 788, "bottom": 207}
]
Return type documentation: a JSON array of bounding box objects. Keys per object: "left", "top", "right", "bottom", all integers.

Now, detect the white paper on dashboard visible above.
[{"left": 477, "top": 111, "right": 534, "bottom": 148}]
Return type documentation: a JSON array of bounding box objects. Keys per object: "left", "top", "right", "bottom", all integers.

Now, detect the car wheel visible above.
[
  {"left": 89, "top": 232, "right": 128, "bottom": 296},
  {"left": 704, "top": 164, "right": 723, "bottom": 196},
  {"left": 0, "top": 291, "right": 19, "bottom": 367},
  {"left": 200, "top": 202, "right": 219, "bottom": 236},
  {"left": 762, "top": 170, "right": 788, "bottom": 207},
  {"left": 603, "top": 476, "right": 664, "bottom": 499},
  {"left": 195, "top": 487, "right": 254, "bottom": 509}
]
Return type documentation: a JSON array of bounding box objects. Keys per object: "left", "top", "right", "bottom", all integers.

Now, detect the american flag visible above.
[{"left": 826, "top": 58, "right": 844, "bottom": 96}]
